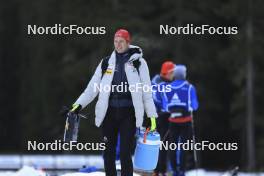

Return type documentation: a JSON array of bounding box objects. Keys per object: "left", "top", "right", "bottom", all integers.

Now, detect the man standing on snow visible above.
[
  {"left": 152, "top": 61, "right": 175, "bottom": 176},
  {"left": 69, "top": 29, "right": 158, "bottom": 176},
  {"left": 159, "top": 64, "right": 199, "bottom": 176}
]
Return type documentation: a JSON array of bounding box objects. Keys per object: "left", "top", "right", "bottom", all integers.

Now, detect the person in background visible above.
[
  {"left": 160, "top": 64, "right": 199, "bottom": 176},
  {"left": 152, "top": 61, "right": 175, "bottom": 176}
]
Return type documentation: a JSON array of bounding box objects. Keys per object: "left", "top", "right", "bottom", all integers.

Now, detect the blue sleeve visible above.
[
  {"left": 152, "top": 78, "right": 165, "bottom": 112},
  {"left": 190, "top": 85, "right": 199, "bottom": 111},
  {"left": 152, "top": 86, "right": 162, "bottom": 112},
  {"left": 151, "top": 74, "right": 160, "bottom": 85}
]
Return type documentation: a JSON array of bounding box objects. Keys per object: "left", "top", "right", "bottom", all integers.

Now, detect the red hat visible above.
[
  {"left": 114, "top": 29, "right": 131, "bottom": 42},
  {"left": 160, "top": 61, "right": 175, "bottom": 76}
]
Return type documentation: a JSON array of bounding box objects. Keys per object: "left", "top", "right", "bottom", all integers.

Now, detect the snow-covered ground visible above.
[
  {"left": 0, "top": 155, "right": 263, "bottom": 176},
  {"left": 0, "top": 166, "right": 263, "bottom": 176}
]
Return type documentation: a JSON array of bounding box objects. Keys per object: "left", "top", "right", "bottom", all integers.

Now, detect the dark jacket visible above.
[{"left": 109, "top": 50, "right": 133, "bottom": 107}]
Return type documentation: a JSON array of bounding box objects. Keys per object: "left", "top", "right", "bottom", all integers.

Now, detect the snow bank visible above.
[
  {"left": 0, "top": 167, "right": 264, "bottom": 176},
  {"left": 61, "top": 172, "right": 106, "bottom": 176},
  {"left": 61, "top": 172, "right": 141, "bottom": 176},
  {"left": 0, "top": 166, "right": 46, "bottom": 176}
]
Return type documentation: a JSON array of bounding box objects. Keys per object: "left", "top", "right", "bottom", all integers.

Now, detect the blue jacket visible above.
[
  {"left": 155, "top": 79, "right": 198, "bottom": 114},
  {"left": 152, "top": 74, "right": 166, "bottom": 112}
]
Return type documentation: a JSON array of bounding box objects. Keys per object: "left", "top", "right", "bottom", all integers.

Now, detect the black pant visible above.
[
  {"left": 154, "top": 112, "right": 170, "bottom": 173},
  {"left": 169, "top": 122, "right": 192, "bottom": 173},
  {"left": 102, "top": 107, "right": 136, "bottom": 176}
]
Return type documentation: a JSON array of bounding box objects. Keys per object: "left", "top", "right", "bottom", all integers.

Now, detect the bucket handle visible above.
[{"left": 143, "top": 128, "right": 150, "bottom": 143}]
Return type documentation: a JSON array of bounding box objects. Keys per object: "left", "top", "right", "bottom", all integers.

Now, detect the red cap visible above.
[
  {"left": 114, "top": 29, "right": 131, "bottom": 42},
  {"left": 160, "top": 61, "right": 175, "bottom": 76}
]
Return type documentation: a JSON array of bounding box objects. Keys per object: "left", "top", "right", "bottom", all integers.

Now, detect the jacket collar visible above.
[
  {"left": 109, "top": 45, "right": 143, "bottom": 65},
  {"left": 128, "top": 45, "right": 143, "bottom": 61}
]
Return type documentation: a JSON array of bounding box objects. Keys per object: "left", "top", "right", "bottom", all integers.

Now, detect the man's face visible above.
[
  {"left": 163, "top": 71, "right": 174, "bottom": 81},
  {"left": 114, "top": 37, "right": 129, "bottom": 53}
]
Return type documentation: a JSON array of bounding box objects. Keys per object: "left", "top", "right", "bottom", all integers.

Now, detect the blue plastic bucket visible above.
[{"left": 134, "top": 128, "right": 161, "bottom": 171}]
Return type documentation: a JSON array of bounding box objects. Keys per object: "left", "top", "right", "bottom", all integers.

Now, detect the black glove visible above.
[
  {"left": 60, "top": 104, "right": 82, "bottom": 117},
  {"left": 70, "top": 104, "right": 82, "bottom": 114},
  {"left": 143, "top": 117, "right": 157, "bottom": 131}
]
